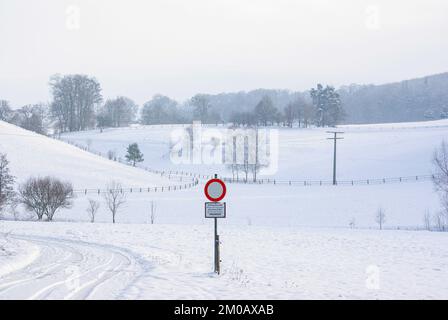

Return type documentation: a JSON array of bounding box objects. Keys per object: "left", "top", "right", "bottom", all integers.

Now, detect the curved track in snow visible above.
[
  {"left": 0, "top": 234, "right": 219, "bottom": 300},
  {"left": 0, "top": 235, "right": 144, "bottom": 300}
]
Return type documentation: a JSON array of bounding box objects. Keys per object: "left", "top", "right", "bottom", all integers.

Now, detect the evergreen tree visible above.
[
  {"left": 310, "top": 84, "right": 344, "bottom": 127},
  {"left": 125, "top": 143, "right": 144, "bottom": 166},
  {"left": 0, "top": 153, "right": 16, "bottom": 212}
]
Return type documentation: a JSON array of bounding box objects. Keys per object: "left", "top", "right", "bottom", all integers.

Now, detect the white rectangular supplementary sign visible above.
[{"left": 205, "top": 202, "right": 226, "bottom": 218}]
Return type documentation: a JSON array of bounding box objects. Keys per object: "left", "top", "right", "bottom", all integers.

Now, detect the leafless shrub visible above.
[
  {"left": 107, "top": 150, "right": 116, "bottom": 161},
  {"left": 433, "top": 141, "right": 448, "bottom": 193},
  {"left": 375, "top": 207, "right": 386, "bottom": 230},
  {"left": 86, "top": 139, "right": 92, "bottom": 151},
  {"left": 349, "top": 217, "right": 356, "bottom": 229},
  {"left": 103, "top": 181, "right": 126, "bottom": 224},
  {"left": 19, "top": 176, "right": 74, "bottom": 221},
  {"left": 86, "top": 199, "right": 100, "bottom": 223},
  {"left": 9, "top": 199, "right": 21, "bottom": 221},
  {"left": 423, "top": 210, "right": 432, "bottom": 231},
  {"left": 432, "top": 142, "right": 448, "bottom": 231},
  {"left": 149, "top": 201, "right": 156, "bottom": 224},
  {"left": 433, "top": 211, "right": 446, "bottom": 232}
]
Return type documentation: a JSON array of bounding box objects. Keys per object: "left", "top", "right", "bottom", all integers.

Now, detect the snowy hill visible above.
[
  {"left": 60, "top": 119, "right": 448, "bottom": 180},
  {"left": 54, "top": 120, "right": 446, "bottom": 227},
  {"left": 0, "top": 121, "right": 171, "bottom": 189},
  {"left": 0, "top": 118, "right": 444, "bottom": 227}
]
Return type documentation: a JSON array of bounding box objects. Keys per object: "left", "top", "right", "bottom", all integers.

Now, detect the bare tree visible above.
[
  {"left": 375, "top": 207, "right": 386, "bottom": 230},
  {"left": 439, "top": 195, "right": 448, "bottom": 231},
  {"left": 0, "top": 154, "right": 16, "bottom": 214},
  {"left": 97, "top": 96, "right": 137, "bottom": 128},
  {"left": 19, "top": 177, "right": 74, "bottom": 221},
  {"left": 191, "top": 94, "right": 211, "bottom": 123},
  {"left": 432, "top": 141, "right": 448, "bottom": 231},
  {"left": 149, "top": 201, "right": 156, "bottom": 224},
  {"left": 433, "top": 141, "right": 448, "bottom": 193},
  {"left": 9, "top": 199, "right": 21, "bottom": 221},
  {"left": 10, "top": 104, "right": 48, "bottom": 135},
  {"left": 86, "top": 199, "right": 100, "bottom": 223},
  {"left": 423, "top": 210, "right": 432, "bottom": 231},
  {"left": 50, "top": 74, "right": 102, "bottom": 132},
  {"left": 103, "top": 181, "right": 126, "bottom": 224},
  {"left": 433, "top": 212, "right": 446, "bottom": 231},
  {"left": 349, "top": 217, "right": 356, "bottom": 229},
  {"left": 0, "top": 100, "right": 13, "bottom": 121},
  {"left": 107, "top": 150, "right": 116, "bottom": 161},
  {"left": 86, "top": 139, "right": 92, "bottom": 151}
]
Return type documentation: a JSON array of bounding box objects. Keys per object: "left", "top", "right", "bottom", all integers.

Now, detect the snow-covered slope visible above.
[
  {"left": 60, "top": 119, "right": 448, "bottom": 180},
  {"left": 52, "top": 120, "right": 444, "bottom": 227},
  {"left": 0, "top": 119, "right": 443, "bottom": 227},
  {"left": 0, "top": 121, "right": 171, "bottom": 189}
]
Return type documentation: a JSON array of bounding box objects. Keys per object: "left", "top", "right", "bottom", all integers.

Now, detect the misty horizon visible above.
[{"left": 1, "top": 0, "right": 448, "bottom": 107}]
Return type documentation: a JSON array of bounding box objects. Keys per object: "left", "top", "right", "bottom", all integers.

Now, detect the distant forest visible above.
[{"left": 206, "top": 72, "right": 448, "bottom": 124}]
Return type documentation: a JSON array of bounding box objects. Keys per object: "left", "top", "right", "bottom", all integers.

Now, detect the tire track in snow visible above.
[
  {"left": 0, "top": 239, "right": 82, "bottom": 296},
  {"left": 0, "top": 234, "right": 219, "bottom": 300},
  {"left": 0, "top": 235, "right": 143, "bottom": 300}
]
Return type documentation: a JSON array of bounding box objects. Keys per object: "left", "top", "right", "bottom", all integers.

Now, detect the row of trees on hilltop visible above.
[
  {"left": 0, "top": 101, "right": 47, "bottom": 134},
  {"left": 230, "top": 84, "right": 344, "bottom": 127},
  {"left": 1, "top": 74, "right": 345, "bottom": 135},
  {"left": 3, "top": 72, "right": 448, "bottom": 133}
]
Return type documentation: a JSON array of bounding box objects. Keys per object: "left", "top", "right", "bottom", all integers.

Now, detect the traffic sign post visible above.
[{"left": 204, "top": 174, "right": 226, "bottom": 275}]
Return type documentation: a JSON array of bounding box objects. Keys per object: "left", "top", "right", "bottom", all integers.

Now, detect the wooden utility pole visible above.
[{"left": 327, "top": 131, "right": 344, "bottom": 185}]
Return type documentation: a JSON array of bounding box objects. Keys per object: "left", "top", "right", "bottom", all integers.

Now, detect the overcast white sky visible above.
[{"left": 0, "top": 0, "right": 447, "bottom": 107}]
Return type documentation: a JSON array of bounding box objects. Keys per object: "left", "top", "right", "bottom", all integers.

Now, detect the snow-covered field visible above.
[
  {"left": 60, "top": 120, "right": 448, "bottom": 180},
  {"left": 1, "top": 221, "right": 447, "bottom": 299},
  {"left": 1, "top": 119, "right": 448, "bottom": 299},
  {"left": 53, "top": 120, "right": 446, "bottom": 227}
]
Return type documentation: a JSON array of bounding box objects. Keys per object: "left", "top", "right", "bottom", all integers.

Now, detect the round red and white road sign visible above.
[{"left": 204, "top": 178, "right": 226, "bottom": 202}]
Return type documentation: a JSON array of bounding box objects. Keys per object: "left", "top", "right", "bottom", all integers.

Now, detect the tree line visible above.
[
  {"left": 0, "top": 74, "right": 345, "bottom": 135},
  {"left": 230, "top": 84, "right": 344, "bottom": 128}
]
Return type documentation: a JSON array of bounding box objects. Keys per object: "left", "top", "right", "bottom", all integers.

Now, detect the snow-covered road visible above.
[
  {"left": 0, "top": 235, "right": 143, "bottom": 300},
  {"left": 1, "top": 221, "right": 448, "bottom": 300}
]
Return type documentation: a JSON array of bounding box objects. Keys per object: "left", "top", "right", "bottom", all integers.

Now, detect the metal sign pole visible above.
[
  {"left": 204, "top": 174, "right": 225, "bottom": 275},
  {"left": 213, "top": 174, "right": 220, "bottom": 274},
  {"left": 214, "top": 217, "right": 219, "bottom": 274}
]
